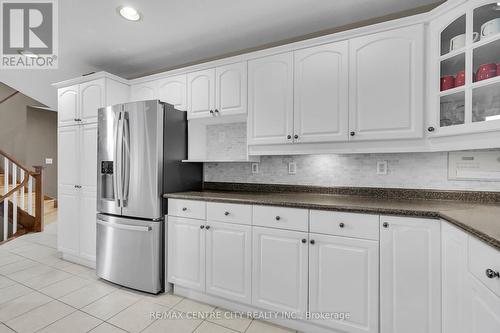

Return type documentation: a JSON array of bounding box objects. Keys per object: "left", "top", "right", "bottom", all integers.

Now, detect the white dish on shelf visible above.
[
  {"left": 480, "top": 18, "right": 500, "bottom": 40},
  {"left": 449, "top": 34, "right": 466, "bottom": 51}
]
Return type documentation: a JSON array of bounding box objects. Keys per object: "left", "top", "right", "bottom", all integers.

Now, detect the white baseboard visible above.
[
  {"left": 61, "top": 253, "right": 96, "bottom": 269},
  {"left": 174, "top": 286, "right": 342, "bottom": 333}
]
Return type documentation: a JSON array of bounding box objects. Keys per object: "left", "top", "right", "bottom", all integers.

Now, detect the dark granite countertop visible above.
[{"left": 164, "top": 190, "right": 500, "bottom": 250}]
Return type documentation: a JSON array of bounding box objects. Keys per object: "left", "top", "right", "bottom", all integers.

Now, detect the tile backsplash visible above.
[{"left": 204, "top": 151, "right": 500, "bottom": 192}]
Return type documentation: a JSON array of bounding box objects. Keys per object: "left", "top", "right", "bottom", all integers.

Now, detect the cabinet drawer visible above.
[
  {"left": 168, "top": 199, "right": 206, "bottom": 220},
  {"left": 207, "top": 202, "right": 252, "bottom": 225},
  {"left": 253, "top": 205, "right": 308, "bottom": 231},
  {"left": 310, "top": 210, "right": 379, "bottom": 240},
  {"left": 468, "top": 236, "right": 500, "bottom": 298}
]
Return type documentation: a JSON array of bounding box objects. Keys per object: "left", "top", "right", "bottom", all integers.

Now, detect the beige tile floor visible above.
[{"left": 0, "top": 223, "right": 299, "bottom": 333}]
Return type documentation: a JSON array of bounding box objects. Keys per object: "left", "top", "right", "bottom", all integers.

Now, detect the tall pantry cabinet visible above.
[{"left": 55, "top": 73, "right": 129, "bottom": 267}]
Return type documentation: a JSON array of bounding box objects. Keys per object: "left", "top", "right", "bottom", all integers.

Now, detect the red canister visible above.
[
  {"left": 497, "top": 63, "right": 500, "bottom": 76},
  {"left": 476, "top": 63, "right": 497, "bottom": 81},
  {"left": 440, "top": 75, "right": 455, "bottom": 91},
  {"left": 455, "top": 70, "right": 466, "bottom": 87}
]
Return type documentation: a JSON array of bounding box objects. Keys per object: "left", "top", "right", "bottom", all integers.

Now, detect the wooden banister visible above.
[{"left": 0, "top": 149, "right": 34, "bottom": 175}]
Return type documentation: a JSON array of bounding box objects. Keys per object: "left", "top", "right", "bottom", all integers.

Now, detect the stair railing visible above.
[{"left": 0, "top": 149, "right": 43, "bottom": 242}]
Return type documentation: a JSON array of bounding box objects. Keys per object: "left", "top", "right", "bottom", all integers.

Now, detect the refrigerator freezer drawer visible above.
[{"left": 96, "top": 214, "right": 163, "bottom": 294}]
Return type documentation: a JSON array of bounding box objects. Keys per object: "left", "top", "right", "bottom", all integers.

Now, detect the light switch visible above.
[
  {"left": 251, "top": 163, "right": 259, "bottom": 174},
  {"left": 45, "top": 158, "right": 53, "bottom": 165},
  {"left": 288, "top": 162, "right": 297, "bottom": 175},
  {"left": 377, "top": 161, "right": 388, "bottom": 175}
]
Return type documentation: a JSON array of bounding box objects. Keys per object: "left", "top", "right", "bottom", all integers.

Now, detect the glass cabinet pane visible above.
[
  {"left": 441, "top": 14, "right": 466, "bottom": 55},
  {"left": 472, "top": 81, "right": 500, "bottom": 122},
  {"left": 440, "top": 53, "right": 466, "bottom": 91},
  {"left": 473, "top": 36, "right": 500, "bottom": 83},
  {"left": 440, "top": 92, "right": 465, "bottom": 127},
  {"left": 473, "top": 3, "right": 500, "bottom": 44}
]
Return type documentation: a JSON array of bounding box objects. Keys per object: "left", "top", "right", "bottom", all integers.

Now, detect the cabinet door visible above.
[
  {"left": 57, "top": 185, "right": 79, "bottom": 256},
  {"left": 206, "top": 221, "right": 251, "bottom": 304},
  {"left": 130, "top": 82, "right": 158, "bottom": 102},
  {"left": 79, "top": 188, "right": 96, "bottom": 262},
  {"left": 58, "top": 85, "right": 79, "bottom": 126},
  {"left": 187, "top": 68, "right": 215, "bottom": 119},
  {"left": 309, "top": 233, "right": 379, "bottom": 333},
  {"left": 248, "top": 52, "right": 294, "bottom": 145},
  {"left": 215, "top": 62, "right": 247, "bottom": 116},
  {"left": 158, "top": 75, "right": 187, "bottom": 111},
  {"left": 380, "top": 216, "right": 441, "bottom": 333},
  {"left": 79, "top": 124, "right": 98, "bottom": 262},
  {"left": 80, "top": 79, "right": 105, "bottom": 124},
  {"left": 58, "top": 126, "right": 79, "bottom": 188},
  {"left": 252, "top": 226, "right": 308, "bottom": 315},
  {"left": 465, "top": 274, "right": 500, "bottom": 333},
  {"left": 294, "top": 42, "right": 349, "bottom": 143},
  {"left": 167, "top": 216, "right": 206, "bottom": 291},
  {"left": 349, "top": 24, "right": 424, "bottom": 141},
  {"left": 442, "top": 222, "right": 468, "bottom": 333}
]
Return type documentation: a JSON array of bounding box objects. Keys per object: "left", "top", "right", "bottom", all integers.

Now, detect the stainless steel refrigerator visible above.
[{"left": 96, "top": 100, "right": 202, "bottom": 294}]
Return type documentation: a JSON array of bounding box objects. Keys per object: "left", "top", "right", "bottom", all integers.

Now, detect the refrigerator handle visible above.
[
  {"left": 114, "top": 111, "right": 123, "bottom": 207},
  {"left": 122, "top": 112, "right": 131, "bottom": 206}
]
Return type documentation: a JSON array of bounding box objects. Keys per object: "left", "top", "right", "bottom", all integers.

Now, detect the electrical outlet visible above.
[
  {"left": 45, "top": 158, "right": 53, "bottom": 165},
  {"left": 377, "top": 161, "right": 388, "bottom": 175},
  {"left": 288, "top": 162, "right": 297, "bottom": 175},
  {"left": 251, "top": 163, "right": 259, "bottom": 174}
]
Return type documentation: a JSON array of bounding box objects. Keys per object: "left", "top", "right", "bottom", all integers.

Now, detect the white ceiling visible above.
[{"left": 0, "top": 0, "right": 442, "bottom": 109}]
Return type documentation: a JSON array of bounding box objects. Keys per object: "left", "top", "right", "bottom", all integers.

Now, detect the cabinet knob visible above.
[
  {"left": 275, "top": 216, "right": 281, "bottom": 221},
  {"left": 214, "top": 109, "right": 219, "bottom": 114},
  {"left": 339, "top": 222, "right": 345, "bottom": 228},
  {"left": 310, "top": 239, "right": 315, "bottom": 245},
  {"left": 182, "top": 207, "right": 187, "bottom": 211},
  {"left": 294, "top": 134, "right": 299, "bottom": 139},
  {"left": 205, "top": 225, "right": 211, "bottom": 230},
  {"left": 200, "top": 225, "right": 205, "bottom": 229},
  {"left": 224, "top": 211, "right": 230, "bottom": 216},
  {"left": 383, "top": 222, "right": 389, "bottom": 228},
  {"left": 209, "top": 110, "right": 214, "bottom": 115},
  {"left": 301, "top": 238, "right": 307, "bottom": 243},
  {"left": 485, "top": 268, "right": 500, "bottom": 279},
  {"left": 287, "top": 135, "right": 292, "bottom": 140},
  {"left": 350, "top": 131, "right": 355, "bottom": 136},
  {"left": 427, "top": 126, "right": 435, "bottom": 132}
]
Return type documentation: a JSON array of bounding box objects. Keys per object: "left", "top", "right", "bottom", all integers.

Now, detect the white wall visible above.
[{"left": 204, "top": 151, "right": 500, "bottom": 192}]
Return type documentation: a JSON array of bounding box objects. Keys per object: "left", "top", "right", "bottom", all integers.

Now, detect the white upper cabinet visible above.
[
  {"left": 252, "top": 226, "right": 308, "bottom": 315},
  {"left": 80, "top": 79, "right": 105, "bottom": 124},
  {"left": 205, "top": 221, "right": 252, "bottom": 305},
  {"left": 309, "top": 233, "right": 379, "bottom": 333},
  {"left": 130, "top": 81, "right": 158, "bottom": 102},
  {"left": 187, "top": 68, "right": 216, "bottom": 119},
  {"left": 158, "top": 75, "right": 187, "bottom": 111},
  {"left": 248, "top": 52, "right": 294, "bottom": 145},
  {"left": 380, "top": 215, "right": 441, "bottom": 333},
  {"left": 294, "top": 41, "right": 349, "bottom": 143},
  {"left": 57, "top": 85, "right": 79, "bottom": 126},
  {"left": 349, "top": 24, "right": 424, "bottom": 141},
  {"left": 216, "top": 62, "right": 247, "bottom": 116}
]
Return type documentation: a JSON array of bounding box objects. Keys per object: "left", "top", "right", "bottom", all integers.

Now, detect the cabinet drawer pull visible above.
[
  {"left": 182, "top": 207, "right": 187, "bottom": 211},
  {"left": 339, "top": 222, "right": 345, "bottom": 228},
  {"left": 486, "top": 268, "right": 500, "bottom": 279},
  {"left": 294, "top": 134, "right": 299, "bottom": 139},
  {"left": 224, "top": 211, "right": 230, "bottom": 216},
  {"left": 427, "top": 126, "right": 435, "bottom": 132},
  {"left": 301, "top": 238, "right": 307, "bottom": 243},
  {"left": 287, "top": 135, "right": 292, "bottom": 140},
  {"left": 275, "top": 216, "right": 281, "bottom": 221},
  {"left": 350, "top": 131, "right": 355, "bottom": 136},
  {"left": 205, "top": 225, "right": 211, "bottom": 230},
  {"left": 310, "top": 239, "right": 315, "bottom": 245},
  {"left": 383, "top": 222, "right": 389, "bottom": 228},
  {"left": 200, "top": 225, "right": 205, "bottom": 229}
]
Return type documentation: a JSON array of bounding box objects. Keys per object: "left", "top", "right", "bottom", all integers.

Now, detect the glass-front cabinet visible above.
[{"left": 429, "top": 0, "right": 500, "bottom": 136}]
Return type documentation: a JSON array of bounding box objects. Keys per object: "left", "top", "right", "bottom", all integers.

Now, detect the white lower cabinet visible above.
[
  {"left": 252, "top": 226, "right": 308, "bottom": 315},
  {"left": 380, "top": 216, "right": 441, "bottom": 333},
  {"left": 309, "top": 233, "right": 379, "bottom": 333},
  {"left": 206, "top": 221, "right": 252, "bottom": 304},
  {"left": 465, "top": 273, "right": 500, "bottom": 333},
  {"left": 167, "top": 216, "right": 206, "bottom": 291}
]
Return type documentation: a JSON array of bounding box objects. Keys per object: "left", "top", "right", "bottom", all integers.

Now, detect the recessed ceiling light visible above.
[
  {"left": 117, "top": 6, "right": 142, "bottom": 21},
  {"left": 17, "top": 50, "right": 39, "bottom": 58}
]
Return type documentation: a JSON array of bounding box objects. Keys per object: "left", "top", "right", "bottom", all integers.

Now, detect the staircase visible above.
[{"left": 0, "top": 150, "right": 47, "bottom": 242}]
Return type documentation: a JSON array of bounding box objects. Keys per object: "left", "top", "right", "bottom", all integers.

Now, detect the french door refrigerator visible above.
[{"left": 96, "top": 100, "right": 201, "bottom": 294}]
